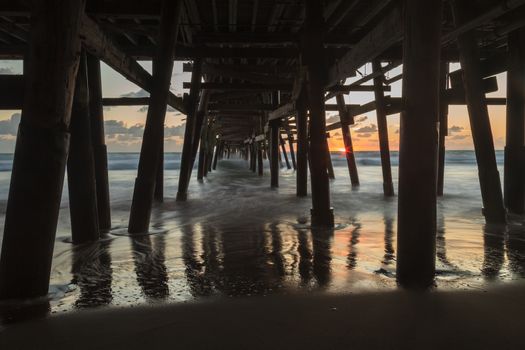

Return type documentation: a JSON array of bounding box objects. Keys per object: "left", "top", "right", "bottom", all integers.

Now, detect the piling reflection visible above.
[
  {"left": 71, "top": 238, "right": 113, "bottom": 308},
  {"left": 347, "top": 219, "right": 361, "bottom": 270},
  {"left": 311, "top": 228, "right": 333, "bottom": 287},
  {"left": 130, "top": 234, "right": 169, "bottom": 299},
  {"left": 506, "top": 227, "right": 525, "bottom": 278},
  {"left": 481, "top": 225, "right": 505, "bottom": 280},
  {"left": 297, "top": 229, "right": 313, "bottom": 286}
]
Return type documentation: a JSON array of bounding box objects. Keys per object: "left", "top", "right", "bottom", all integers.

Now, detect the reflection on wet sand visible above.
[
  {"left": 71, "top": 238, "right": 113, "bottom": 308},
  {"left": 347, "top": 220, "right": 361, "bottom": 270},
  {"left": 6, "top": 209, "right": 522, "bottom": 316},
  {"left": 130, "top": 234, "right": 169, "bottom": 300},
  {"left": 481, "top": 226, "right": 505, "bottom": 280},
  {"left": 506, "top": 227, "right": 525, "bottom": 278}
]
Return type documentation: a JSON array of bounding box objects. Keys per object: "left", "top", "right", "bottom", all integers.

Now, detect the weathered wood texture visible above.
[
  {"left": 504, "top": 28, "right": 525, "bottom": 214},
  {"left": 0, "top": 0, "right": 86, "bottom": 299},
  {"left": 304, "top": 0, "right": 333, "bottom": 227},
  {"left": 372, "top": 60, "right": 394, "bottom": 196},
  {"left": 453, "top": 0, "right": 506, "bottom": 224},
  {"left": 67, "top": 52, "right": 100, "bottom": 244},
  {"left": 397, "top": 0, "right": 442, "bottom": 288},
  {"left": 87, "top": 54, "right": 111, "bottom": 229},
  {"left": 128, "top": 0, "right": 183, "bottom": 233}
]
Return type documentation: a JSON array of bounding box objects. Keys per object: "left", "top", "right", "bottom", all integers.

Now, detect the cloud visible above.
[
  {"left": 326, "top": 115, "right": 340, "bottom": 124},
  {"left": 165, "top": 124, "right": 186, "bottom": 137},
  {"left": 451, "top": 134, "right": 469, "bottom": 140},
  {"left": 359, "top": 133, "right": 372, "bottom": 138},
  {"left": 448, "top": 125, "right": 464, "bottom": 134},
  {"left": 355, "top": 124, "right": 377, "bottom": 134},
  {"left": 138, "top": 106, "right": 148, "bottom": 113},
  {"left": 0, "top": 113, "right": 21, "bottom": 135},
  {"left": 0, "top": 67, "right": 14, "bottom": 74},
  {"left": 121, "top": 88, "right": 149, "bottom": 98},
  {"left": 333, "top": 132, "right": 341, "bottom": 136}
]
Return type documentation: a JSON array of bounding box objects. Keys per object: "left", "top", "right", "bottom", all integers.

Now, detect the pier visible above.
[{"left": 0, "top": 0, "right": 524, "bottom": 302}]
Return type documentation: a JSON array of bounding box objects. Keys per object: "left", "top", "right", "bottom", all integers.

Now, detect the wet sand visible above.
[{"left": 1, "top": 282, "right": 525, "bottom": 349}]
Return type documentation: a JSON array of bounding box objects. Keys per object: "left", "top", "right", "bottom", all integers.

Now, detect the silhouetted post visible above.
[
  {"left": 67, "top": 52, "right": 100, "bottom": 244},
  {"left": 87, "top": 54, "right": 111, "bottom": 229},
  {"left": 336, "top": 94, "right": 359, "bottom": 186},
  {"left": 257, "top": 143, "right": 264, "bottom": 175},
  {"left": 176, "top": 60, "right": 202, "bottom": 201},
  {"left": 0, "top": 0, "right": 85, "bottom": 300},
  {"left": 154, "top": 138, "right": 164, "bottom": 201},
  {"left": 397, "top": 0, "right": 442, "bottom": 288},
  {"left": 270, "top": 120, "right": 280, "bottom": 187},
  {"left": 325, "top": 136, "right": 335, "bottom": 179},
  {"left": 372, "top": 60, "right": 394, "bottom": 196},
  {"left": 129, "top": 0, "right": 183, "bottom": 233},
  {"left": 197, "top": 122, "right": 207, "bottom": 181},
  {"left": 303, "top": 0, "right": 333, "bottom": 227},
  {"left": 452, "top": 0, "right": 506, "bottom": 223},
  {"left": 280, "top": 135, "right": 291, "bottom": 169},
  {"left": 286, "top": 127, "right": 297, "bottom": 170},
  {"left": 504, "top": 28, "right": 525, "bottom": 214},
  {"left": 212, "top": 140, "right": 221, "bottom": 170},
  {"left": 190, "top": 93, "right": 210, "bottom": 174},
  {"left": 251, "top": 143, "right": 257, "bottom": 172},
  {"left": 296, "top": 91, "right": 308, "bottom": 196},
  {"left": 437, "top": 62, "right": 449, "bottom": 196}
]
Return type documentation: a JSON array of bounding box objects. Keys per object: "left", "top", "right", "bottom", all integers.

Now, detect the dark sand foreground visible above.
[{"left": 1, "top": 283, "right": 525, "bottom": 349}]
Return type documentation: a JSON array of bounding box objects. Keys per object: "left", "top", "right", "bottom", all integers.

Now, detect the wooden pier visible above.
[{"left": 0, "top": 0, "right": 524, "bottom": 298}]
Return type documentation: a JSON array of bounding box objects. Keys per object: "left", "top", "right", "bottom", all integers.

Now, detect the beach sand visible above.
[{"left": 1, "top": 282, "right": 525, "bottom": 349}]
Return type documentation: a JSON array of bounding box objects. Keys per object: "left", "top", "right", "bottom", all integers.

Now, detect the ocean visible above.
[{"left": 0, "top": 150, "right": 524, "bottom": 313}]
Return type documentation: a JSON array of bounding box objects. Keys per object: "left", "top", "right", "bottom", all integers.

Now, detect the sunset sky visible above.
[{"left": 0, "top": 60, "right": 508, "bottom": 153}]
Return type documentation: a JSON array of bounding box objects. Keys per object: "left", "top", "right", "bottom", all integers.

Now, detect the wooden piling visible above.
[
  {"left": 280, "top": 134, "right": 292, "bottom": 169},
  {"left": 257, "top": 143, "right": 264, "bottom": 176},
  {"left": 372, "top": 60, "right": 394, "bottom": 196},
  {"left": 437, "top": 62, "right": 449, "bottom": 196},
  {"left": 296, "top": 91, "right": 308, "bottom": 197},
  {"left": 86, "top": 54, "right": 111, "bottom": 229},
  {"left": 212, "top": 140, "right": 221, "bottom": 170},
  {"left": 67, "top": 52, "right": 100, "bottom": 244},
  {"left": 336, "top": 94, "right": 359, "bottom": 186},
  {"left": 176, "top": 60, "right": 203, "bottom": 201},
  {"left": 128, "top": 0, "right": 183, "bottom": 233},
  {"left": 504, "top": 28, "right": 525, "bottom": 214},
  {"left": 154, "top": 138, "right": 164, "bottom": 201},
  {"left": 270, "top": 120, "right": 280, "bottom": 187},
  {"left": 0, "top": 0, "right": 85, "bottom": 299},
  {"left": 303, "top": 0, "right": 333, "bottom": 227},
  {"left": 452, "top": 0, "right": 506, "bottom": 223},
  {"left": 396, "top": 0, "right": 442, "bottom": 288}
]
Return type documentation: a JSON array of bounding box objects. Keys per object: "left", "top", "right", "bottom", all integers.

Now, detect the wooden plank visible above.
[
  {"left": 327, "top": 6, "right": 403, "bottom": 86},
  {"left": 79, "top": 13, "right": 185, "bottom": 113}
]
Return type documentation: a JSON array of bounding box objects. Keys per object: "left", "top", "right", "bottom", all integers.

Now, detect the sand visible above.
[{"left": 1, "top": 282, "right": 525, "bottom": 349}]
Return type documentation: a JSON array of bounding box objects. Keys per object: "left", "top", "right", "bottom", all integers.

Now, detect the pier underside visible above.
[{"left": 0, "top": 0, "right": 524, "bottom": 308}]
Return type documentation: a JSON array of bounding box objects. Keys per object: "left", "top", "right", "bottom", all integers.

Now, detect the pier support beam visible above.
[
  {"left": 212, "top": 140, "right": 221, "bottom": 170},
  {"left": 87, "top": 54, "right": 111, "bottom": 229},
  {"left": 296, "top": 91, "right": 308, "bottom": 197},
  {"left": 372, "top": 60, "right": 394, "bottom": 197},
  {"left": 280, "top": 135, "right": 292, "bottom": 169},
  {"left": 336, "top": 94, "right": 359, "bottom": 186},
  {"left": 270, "top": 120, "right": 280, "bottom": 187},
  {"left": 257, "top": 143, "right": 264, "bottom": 176},
  {"left": 396, "top": 0, "right": 442, "bottom": 288},
  {"left": 304, "top": 0, "right": 333, "bottom": 227},
  {"left": 437, "top": 62, "right": 449, "bottom": 197},
  {"left": 128, "top": 0, "right": 183, "bottom": 233},
  {"left": 0, "top": 0, "right": 85, "bottom": 299},
  {"left": 154, "top": 138, "right": 164, "bottom": 201},
  {"left": 176, "top": 60, "right": 203, "bottom": 201},
  {"left": 504, "top": 28, "right": 525, "bottom": 214},
  {"left": 67, "top": 52, "right": 100, "bottom": 244},
  {"left": 452, "top": 0, "right": 506, "bottom": 223}
]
